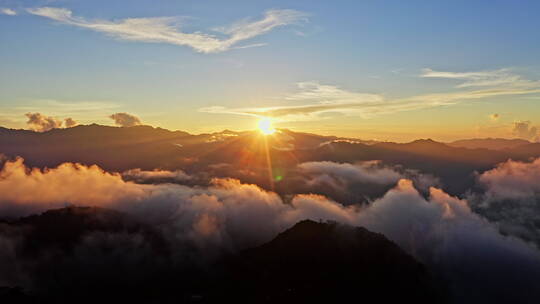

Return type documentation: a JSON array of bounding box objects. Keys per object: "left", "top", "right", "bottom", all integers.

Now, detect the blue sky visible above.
[{"left": 1, "top": 0, "right": 540, "bottom": 141}]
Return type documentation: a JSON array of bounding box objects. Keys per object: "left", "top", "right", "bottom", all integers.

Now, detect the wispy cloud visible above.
[
  {"left": 1, "top": 8, "right": 17, "bottom": 15},
  {"left": 421, "top": 68, "right": 539, "bottom": 89},
  {"left": 201, "top": 69, "right": 540, "bottom": 121},
  {"left": 199, "top": 82, "right": 384, "bottom": 120},
  {"left": 26, "top": 7, "right": 307, "bottom": 53}
]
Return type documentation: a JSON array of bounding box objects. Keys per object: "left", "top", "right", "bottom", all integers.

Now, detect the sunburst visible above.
[{"left": 258, "top": 117, "right": 275, "bottom": 135}]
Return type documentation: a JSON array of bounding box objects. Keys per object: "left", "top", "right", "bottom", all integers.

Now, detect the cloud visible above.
[
  {"left": 64, "top": 117, "right": 78, "bottom": 128},
  {"left": 478, "top": 157, "right": 540, "bottom": 201},
  {"left": 420, "top": 68, "right": 534, "bottom": 88},
  {"left": 1, "top": 158, "right": 539, "bottom": 301},
  {"left": 0, "top": 100, "right": 119, "bottom": 130},
  {"left": 512, "top": 121, "right": 539, "bottom": 141},
  {"left": 200, "top": 71, "right": 540, "bottom": 121},
  {"left": 288, "top": 161, "right": 440, "bottom": 205},
  {"left": 24, "top": 113, "right": 79, "bottom": 131},
  {"left": 122, "top": 168, "right": 191, "bottom": 184},
  {"left": 199, "top": 82, "right": 384, "bottom": 120},
  {"left": 109, "top": 112, "right": 142, "bottom": 127},
  {"left": 0, "top": 158, "right": 148, "bottom": 218},
  {"left": 0, "top": 8, "right": 16, "bottom": 16},
  {"left": 355, "top": 179, "right": 540, "bottom": 302},
  {"left": 298, "top": 161, "right": 403, "bottom": 185},
  {"left": 25, "top": 112, "right": 63, "bottom": 132},
  {"left": 470, "top": 157, "right": 540, "bottom": 251},
  {"left": 26, "top": 7, "right": 307, "bottom": 53}
]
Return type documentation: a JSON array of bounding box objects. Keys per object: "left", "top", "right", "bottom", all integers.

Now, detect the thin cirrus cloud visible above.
[
  {"left": 1, "top": 8, "right": 17, "bottom": 15},
  {"left": 420, "top": 68, "right": 539, "bottom": 88},
  {"left": 200, "top": 69, "right": 540, "bottom": 121},
  {"left": 26, "top": 7, "right": 307, "bottom": 53},
  {"left": 199, "top": 81, "right": 385, "bottom": 120}
]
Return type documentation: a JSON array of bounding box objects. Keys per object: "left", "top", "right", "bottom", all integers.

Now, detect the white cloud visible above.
[
  {"left": 0, "top": 8, "right": 16, "bottom": 16},
  {"left": 478, "top": 157, "right": 540, "bottom": 201},
  {"left": 421, "top": 68, "right": 539, "bottom": 89},
  {"left": 26, "top": 7, "right": 307, "bottom": 53}
]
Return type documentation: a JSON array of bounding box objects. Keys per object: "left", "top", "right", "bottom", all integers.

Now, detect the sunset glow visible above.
[
  {"left": 258, "top": 118, "right": 276, "bottom": 135},
  {"left": 1, "top": 1, "right": 540, "bottom": 303}
]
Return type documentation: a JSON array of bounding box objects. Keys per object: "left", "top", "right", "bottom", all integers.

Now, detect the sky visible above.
[{"left": 1, "top": 0, "right": 540, "bottom": 142}]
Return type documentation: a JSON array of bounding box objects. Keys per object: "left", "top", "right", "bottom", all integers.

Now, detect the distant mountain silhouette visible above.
[
  {"left": 285, "top": 139, "right": 537, "bottom": 195},
  {"left": 1, "top": 124, "right": 540, "bottom": 196},
  {"left": 448, "top": 138, "right": 531, "bottom": 150},
  {"left": 0, "top": 124, "right": 354, "bottom": 171}
]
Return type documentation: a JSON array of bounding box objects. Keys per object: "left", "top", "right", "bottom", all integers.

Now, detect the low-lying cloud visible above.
[
  {"left": 0, "top": 157, "right": 539, "bottom": 302},
  {"left": 288, "top": 161, "right": 440, "bottom": 205},
  {"left": 470, "top": 157, "right": 540, "bottom": 247},
  {"left": 122, "top": 168, "right": 191, "bottom": 184},
  {"left": 478, "top": 157, "right": 540, "bottom": 201}
]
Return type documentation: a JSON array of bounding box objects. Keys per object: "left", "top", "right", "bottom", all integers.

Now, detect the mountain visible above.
[
  {"left": 0, "top": 207, "right": 176, "bottom": 303},
  {"left": 0, "top": 125, "right": 357, "bottom": 171},
  {"left": 211, "top": 220, "right": 445, "bottom": 303},
  {"left": 448, "top": 138, "right": 531, "bottom": 150},
  {"left": 2, "top": 124, "right": 540, "bottom": 196},
  {"left": 0, "top": 209, "right": 444, "bottom": 303},
  {"left": 3, "top": 206, "right": 168, "bottom": 256}
]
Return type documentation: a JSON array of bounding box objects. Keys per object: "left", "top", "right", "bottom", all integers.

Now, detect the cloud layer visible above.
[
  {"left": 1, "top": 157, "right": 539, "bottom": 301},
  {"left": 27, "top": 7, "right": 306, "bottom": 53}
]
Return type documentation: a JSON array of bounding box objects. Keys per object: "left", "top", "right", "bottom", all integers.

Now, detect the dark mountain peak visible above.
[
  {"left": 256, "top": 219, "right": 410, "bottom": 260},
  {"left": 410, "top": 138, "right": 443, "bottom": 145},
  {"left": 214, "top": 219, "right": 445, "bottom": 303},
  {"left": 218, "top": 129, "right": 243, "bottom": 135}
]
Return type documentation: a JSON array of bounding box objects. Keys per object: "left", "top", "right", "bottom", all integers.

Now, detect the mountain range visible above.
[{"left": 1, "top": 124, "right": 539, "bottom": 196}]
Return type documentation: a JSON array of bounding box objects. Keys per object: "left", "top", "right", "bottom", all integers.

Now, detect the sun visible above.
[{"left": 258, "top": 117, "right": 276, "bottom": 135}]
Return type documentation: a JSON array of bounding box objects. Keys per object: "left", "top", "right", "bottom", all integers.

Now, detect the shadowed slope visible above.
[{"left": 212, "top": 220, "right": 445, "bottom": 303}]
